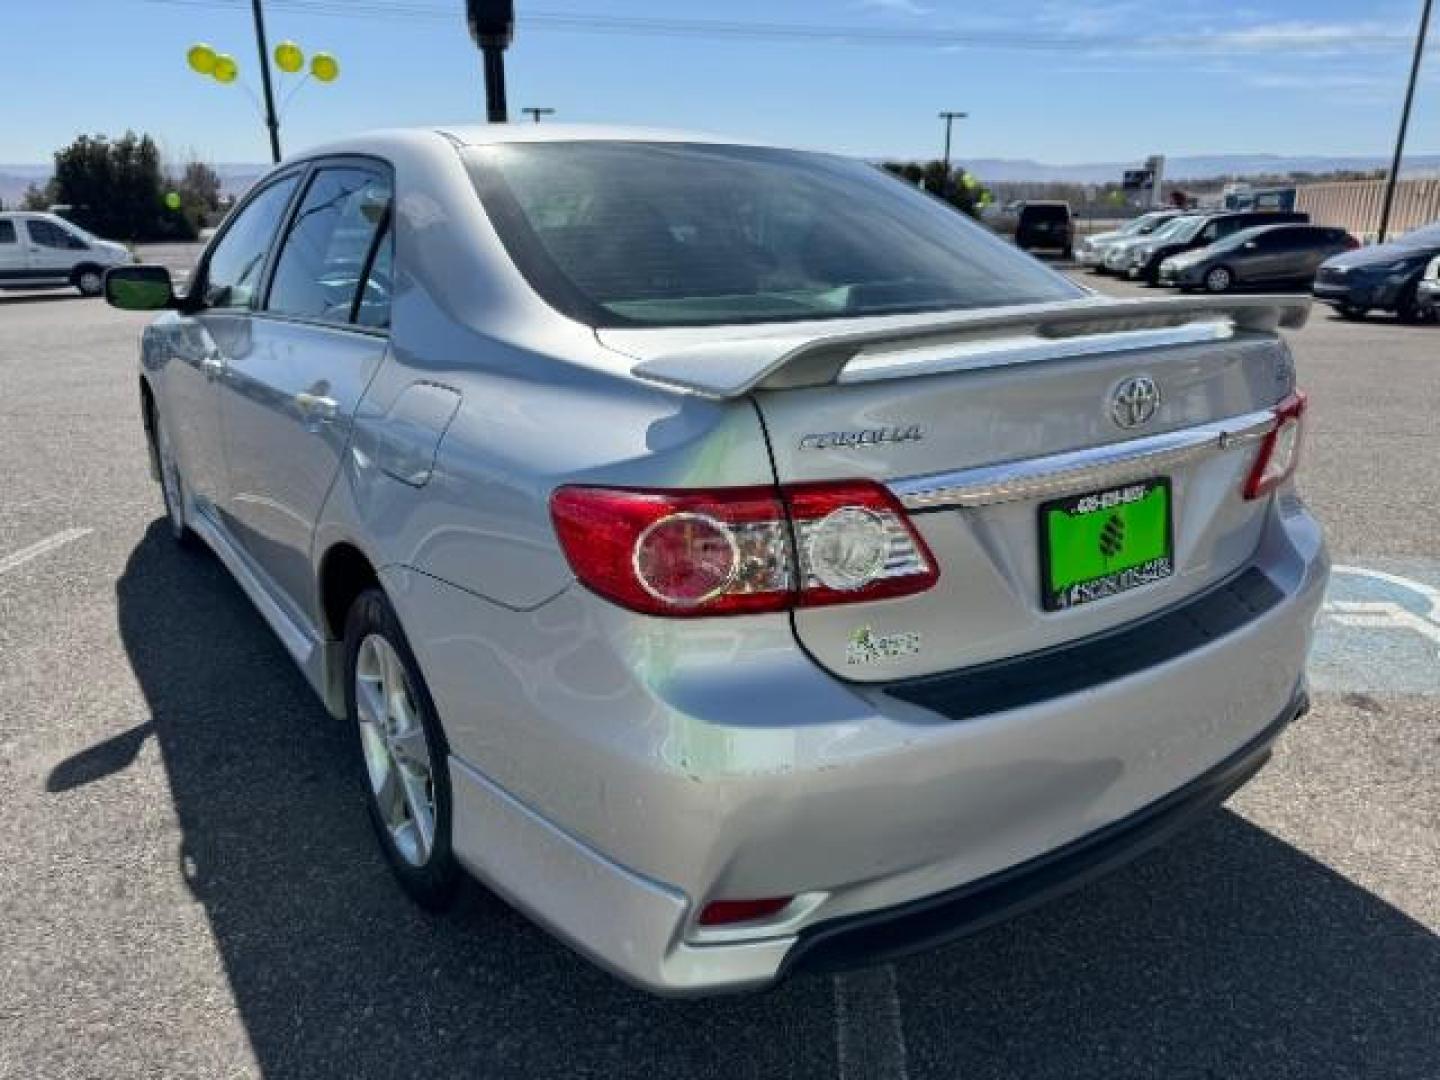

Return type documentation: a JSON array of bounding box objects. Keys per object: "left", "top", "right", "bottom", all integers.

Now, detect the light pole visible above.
[
  {"left": 1378, "top": 0, "right": 1433, "bottom": 243},
  {"left": 938, "top": 110, "right": 967, "bottom": 177},
  {"left": 467, "top": 0, "right": 515, "bottom": 123},
  {"left": 250, "top": 0, "right": 282, "bottom": 163},
  {"left": 522, "top": 107, "right": 555, "bottom": 123}
]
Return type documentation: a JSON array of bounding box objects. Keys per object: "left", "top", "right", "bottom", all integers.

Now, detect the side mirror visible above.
[{"left": 105, "top": 265, "right": 178, "bottom": 311}]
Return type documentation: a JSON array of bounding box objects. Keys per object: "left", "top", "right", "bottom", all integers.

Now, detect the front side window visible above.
[
  {"left": 28, "top": 219, "right": 86, "bottom": 250},
  {"left": 267, "top": 166, "right": 393, "bottom": 325},
  {"left": 203, "top": 175, "right": 301, "bottom": 310},
  {"left": 0, "top": 221, "right": 15, "bottom": 244},
  {"left": 468, "top": 142, "right": 1082, "bottom": 328}
]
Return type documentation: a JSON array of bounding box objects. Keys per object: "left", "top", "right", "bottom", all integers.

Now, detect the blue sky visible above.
[{"left": 2, "top": 0, "right": 1437, "bottom": 165}]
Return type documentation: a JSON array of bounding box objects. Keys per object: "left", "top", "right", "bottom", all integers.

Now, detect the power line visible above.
[{"left": 107, "top": 0, "right": 1421, "bottom": 54}]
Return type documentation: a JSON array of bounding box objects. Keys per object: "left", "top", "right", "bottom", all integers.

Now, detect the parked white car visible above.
[{"left": 0, "top": 211, "right": 131, "bottom": 295}]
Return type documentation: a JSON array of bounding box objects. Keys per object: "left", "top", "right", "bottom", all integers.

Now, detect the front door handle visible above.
[
  {"left": 295, "top": 391, "right": 339, "bottom": 423},
  {"left": 200, "top": 354, "right": 225, "bottom": 379}
]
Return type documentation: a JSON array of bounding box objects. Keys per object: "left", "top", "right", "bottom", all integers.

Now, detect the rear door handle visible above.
[{"left": 295, "top": 391, "right": 339, "bottom": 422}]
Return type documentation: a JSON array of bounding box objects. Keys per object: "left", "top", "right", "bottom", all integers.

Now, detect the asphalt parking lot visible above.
[{"left": 1, "top": 257, "right": 1436, "bottom": 1079}]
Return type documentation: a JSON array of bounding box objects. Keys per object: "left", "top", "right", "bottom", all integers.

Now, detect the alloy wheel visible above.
[
  {"left": 78, "top": 270, "right": 103, "bottom": 296},
  {"left": 1205, "top": 267, "right": 1232, "bottom": 293},
  {"left": 354, "top": 633, "right": 437, "bottom": 868}
]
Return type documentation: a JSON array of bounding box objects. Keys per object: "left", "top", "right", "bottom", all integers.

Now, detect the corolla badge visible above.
[
  {"left": 799, "top": 424, "right": 924, "bottom": 450},
  {"left": 1110, "top": 376, "right": 1161, "bottom": 429}
]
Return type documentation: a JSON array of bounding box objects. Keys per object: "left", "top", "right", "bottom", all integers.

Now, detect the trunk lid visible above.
[{"left": 599, "top": 297, "right": 1306, "bottom": 682}]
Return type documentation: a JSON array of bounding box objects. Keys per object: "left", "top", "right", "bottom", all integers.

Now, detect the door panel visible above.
[
  {"left": 160, "top": 313, "right": 236, "bottom": 509},
  {"left": 219, "top": 164, "right": 393, "bottom": 614},
  {"left": 176, "top": 173, "right": 304, "bottom": 514},
  {"left": 23, "top": 218, "right": 84, "bottom": 277},
  {"left": 0, "top": 219, "right": 26, "bottom": 280},
  {"left": 220, "top": 322, "right": 386, "bottom": 608}
]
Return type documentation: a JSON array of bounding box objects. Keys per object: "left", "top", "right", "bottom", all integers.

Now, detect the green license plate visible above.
[{"left": 1039, "top": 478, "right": 1173, "bottom": 611}]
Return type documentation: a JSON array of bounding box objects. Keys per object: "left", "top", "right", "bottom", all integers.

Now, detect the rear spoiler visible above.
[{"left": 629, "top": 295, "right": 1310, "bottom": 400}]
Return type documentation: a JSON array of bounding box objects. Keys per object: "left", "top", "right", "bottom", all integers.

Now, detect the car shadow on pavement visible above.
[
  {"left": 0, "top": 292, "right": 88, "bottom": 306},
  {"left": 87, "top": 520, "right": 1439, "bottom": 1080}
]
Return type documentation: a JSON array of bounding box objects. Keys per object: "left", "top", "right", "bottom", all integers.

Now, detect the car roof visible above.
[{"left": 434, "top": 122, "right": 769, "bottom": 148}]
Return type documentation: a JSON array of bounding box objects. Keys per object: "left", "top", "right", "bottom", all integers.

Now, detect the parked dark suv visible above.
[
  {"left": 1124, "top": 210, "right": 1309, "bottom": 284},
  {"left": 1014, "top": 201, "right": 1074, "bottom": 259}
]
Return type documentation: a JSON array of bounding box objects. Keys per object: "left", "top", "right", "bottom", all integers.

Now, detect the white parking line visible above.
[
  {"left": 833, "top": 965, "right": 910, "bottom": 1080},
  {"left": 0, "top": 528, "right": 92, "bottom": 576}
]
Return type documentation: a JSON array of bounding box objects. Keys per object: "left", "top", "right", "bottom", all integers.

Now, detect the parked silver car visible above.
[
  {"left": 105, "top": 126, "right": 1327, "bottom": 996},
  {"left": 1075, "top": 209, "right": 1183, "bottom": 271}
]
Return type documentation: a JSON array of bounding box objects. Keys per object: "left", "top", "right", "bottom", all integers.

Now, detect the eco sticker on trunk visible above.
[{"left": 846, "top": 626, "right": 922, "bottom": 665}]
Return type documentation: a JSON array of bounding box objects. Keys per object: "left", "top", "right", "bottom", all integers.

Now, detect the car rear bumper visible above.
[
  {"left": 385, "top": 493, "right": 1327, "bottom": 995},
  {"left": 781, "top": 685, "right": 1306, "bottom": 975}
]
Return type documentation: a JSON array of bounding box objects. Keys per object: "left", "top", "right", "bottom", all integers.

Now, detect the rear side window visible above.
[
  {"left": 266, "top": 165, "right": 393, "bottom": 326},
  {"left": 28, "top": 219, "right": 86, "bottom": 250},
  {"left": 0, "top": 221, "right": 15, "bottom": 244},
  {"left": 468, "top": 142, "right": 1082, "bottom": 328},
  {"left": 204, "top": 175, "right": 301, "bottom": 309}
]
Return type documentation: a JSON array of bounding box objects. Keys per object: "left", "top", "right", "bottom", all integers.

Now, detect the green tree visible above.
[
  {"left": 881, "top": 160, "right": 983, "bottom": 218},
  {"left": 49, "top": 131, "right": 194, "bottom": 241},
  {"left": 170, "top": 159, "right": 224, "bottom": 233}
]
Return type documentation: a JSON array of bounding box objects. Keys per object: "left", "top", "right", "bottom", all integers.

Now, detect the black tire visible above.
[
  {"left": 1336, "top": 304, "right": 1369, "bottom": 321},
  {"left": 1396, "top": 286, "right": 1435, "bottom": 324},
  {"left": 1203, "top": 265, "right": 1234, "bottom": 294},
  {"left": 148, "top": 399, "right": 197, "bottom": 547},
  {"left": 343, "top": 587, "right": 460, "bottom": 911},
  {"left": 73, "top": 264, "right": 105, "bottom": 297}
]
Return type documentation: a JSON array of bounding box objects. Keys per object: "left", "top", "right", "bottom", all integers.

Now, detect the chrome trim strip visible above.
[{"left": 892, "top": 409, "right": 1276, "bottom": 511}]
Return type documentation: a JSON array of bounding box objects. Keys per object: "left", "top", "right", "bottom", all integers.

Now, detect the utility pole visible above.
[
  {"left": 250, "top": 0, "right": 283, "bottom": 162},
  {"left": 938, "top": 110, "right": 967, "bottom": 176},
  {"left": 1379, "top": 0, "right": 1433, "bottom": 243},
  {"left": 467, "top": 0, "right": 514, "bottom": 123},
  {"left": 522, "top": 107, "right": 555, "bottom": 123}
]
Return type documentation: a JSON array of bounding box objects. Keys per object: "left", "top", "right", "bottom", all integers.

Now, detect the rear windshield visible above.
[
  {"left": 1019, "top": 204, "right": 1069, "bottom": 224},
  {"left": 466, "top": 142, "right": 1082, "bottom": 328}
]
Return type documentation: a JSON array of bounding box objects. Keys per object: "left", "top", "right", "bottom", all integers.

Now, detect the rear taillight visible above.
[
  {"left": 549, "top": 481, "right": 938, "bottom": 617},
  {"left": 1244, "top": 391, "right": 1307, "bottom": 500}
]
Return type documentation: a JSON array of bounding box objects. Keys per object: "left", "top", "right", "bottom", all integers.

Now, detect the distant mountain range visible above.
[
  {"left": 942, "top": 154, "right": 1440, "bottom": 184},
  {"left": 0, "top": 163, "right": 266, "bottom": 208},
  {"left": 5, "top": 154, "right": 1440, "bottom": 207}
]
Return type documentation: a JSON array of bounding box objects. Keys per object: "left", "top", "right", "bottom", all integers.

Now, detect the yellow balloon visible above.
[
  {"left": 187, "top": 43, "right": 217, "bottom": 75},
  {"left": 212, "top": 54, "right": 239, "bottom": 84},
  {"left": 274, "top": 40, "right": 304, "bottom": 74},
  {"left": 310, "top": 52, "right": 339, "bottom": 83}
]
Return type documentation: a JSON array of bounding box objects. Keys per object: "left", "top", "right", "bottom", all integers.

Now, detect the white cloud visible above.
[
  {"left": 1199, "top": 20, "right": 1403, "bottom": 54},
  {"left": 855, "top": 0, "right": 932, "bottom": 15}
]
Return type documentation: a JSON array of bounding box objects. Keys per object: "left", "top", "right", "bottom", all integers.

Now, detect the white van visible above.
[{"left": 0, "top": 211, "right": 132, "bottom": 296}]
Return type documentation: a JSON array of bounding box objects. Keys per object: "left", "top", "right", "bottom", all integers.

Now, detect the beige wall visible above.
[{"left": 1296, "top": 178, "right": 1440, "bottom": 242}]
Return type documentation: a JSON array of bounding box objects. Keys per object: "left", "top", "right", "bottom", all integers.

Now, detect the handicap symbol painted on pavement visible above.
[{"left": 1309, "top": 561, "right": 1440, "bottom": 695}]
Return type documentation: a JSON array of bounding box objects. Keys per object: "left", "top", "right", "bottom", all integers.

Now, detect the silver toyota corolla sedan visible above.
[{"left": 104, "top": 125, "right": 1327, "bottom": 995}]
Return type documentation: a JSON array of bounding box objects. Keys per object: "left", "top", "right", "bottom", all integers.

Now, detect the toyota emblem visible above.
[{"left": 1111, "top": 376, "right": 1161, "bottom": 429}]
